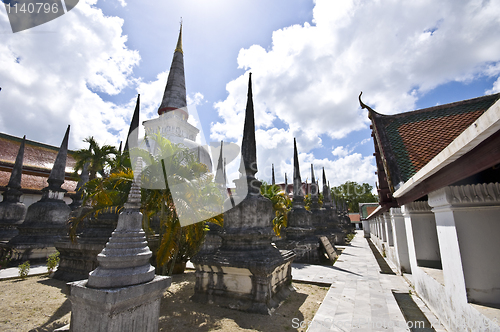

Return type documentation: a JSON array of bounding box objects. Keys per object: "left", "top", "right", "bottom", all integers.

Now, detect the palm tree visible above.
[
  {"left": 135, "top": 132, "right": 224, "bottom": 274},
  {"left": 70, "top": 132, "right": 224, "bottom": 275},
  {"left": 73, "top": 137, "right": 118, "bottom": 180}
]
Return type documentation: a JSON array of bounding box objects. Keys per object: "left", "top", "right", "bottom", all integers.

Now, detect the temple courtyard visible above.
[{"left": 0, "top": 231, "right": 448, "bottom": 331}]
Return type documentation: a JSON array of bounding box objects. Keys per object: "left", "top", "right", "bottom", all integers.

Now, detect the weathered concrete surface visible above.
[
  {"left": 191, "top": 194, "right": 296, "bottom": 314},
  {"left": 0, "top": 201, "right": 26, "bottom": 241},
  {"left": 69, "top": 276, "right": 171, "bottom": 332},
  {"left": 7, "top": 199, "right": 71, "bottom": 261},
  {"left": 54, "top": 208, "right": 118, "bottom": 281}
]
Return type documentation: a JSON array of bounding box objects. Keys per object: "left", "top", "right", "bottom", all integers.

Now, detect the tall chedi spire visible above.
[
  {"left": 292, "top": 138, "right": 304, "bottom": 207},
  {"left": 158, "top": 22, "right": 187, "bottom": 117},
  {"left": 322, "top": 167, "right": 332, "bottom": 209},
  {"left": 236, "top": 73, "right": 259, "bottom": 195},
  {"left": 124, "top": 94, "right": 140, "bottom": 152},
  {"left": 46, "top": 125, "right": 70, "bottom": 194},
  {"left": 271, "top": 164, "right": 276, "bottom": 185},
  {"left": 310, "top": 164, "right": 320, "bottom": 210}
]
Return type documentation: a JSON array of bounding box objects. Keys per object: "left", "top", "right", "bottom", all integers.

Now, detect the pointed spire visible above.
[
  {"left": 293, "top": 138, "right": 303, "bottom": 199},
  {"left": 239, "top": 73, "right": 257, "bottom": 180},
  {"left": 322, "top": 167, "right": 332, "bottom": 209},
  {"left": 214, "top": 141, "right": 225, "bottom": 186},
  {"left": 7, "top": 135, "right": 25, "bottom": 190},
  {"left": 158, "top": 23, "right": 188, "bottom": 115},
  {"left": 2, "top": 136, "right": 26, "bottom": 203},
  {"left": 310, "top": 164, "right": 317, "bottom": 197},
  {"left": 175, "top": 21, "right": 183, "bottom": 54},
  {"left": 271, "top": 164, "right": 275, "bottom": 185},
  {"left": 322, "top": 168, "right": 326, "bottom": 187},
  {"left": 47, "top": 125, "right": 70, "bottom": 192},
  {"left": 118, "top": 141, "right": 122, "bottom": 154},
  {"left": 124, "top": 94, "right": 140, "bottom": 152}
]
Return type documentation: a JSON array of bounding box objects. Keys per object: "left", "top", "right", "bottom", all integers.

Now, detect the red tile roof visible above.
[
  {"left": 370, "top": 93, "right": 500, "bottom": 191},
  {"left": 0, "top": 133, "right": 77, "bottom": 193}
]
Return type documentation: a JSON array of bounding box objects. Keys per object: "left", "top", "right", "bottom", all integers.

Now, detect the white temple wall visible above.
[
  {"left": 390, "top": 207, "right": 411, "bottom": 274},
  {"left": 400, "top": 185, "right": 500, "bottom": 332},
  {"left": 0, "top": 192, "right": 71, "bottom": 207}
]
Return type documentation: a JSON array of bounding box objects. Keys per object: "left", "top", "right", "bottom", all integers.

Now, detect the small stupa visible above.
[
  {"left": 0, "top": 136, "right": 27, "bottom": 242},
  {"left": 7, "top": 126, "right": 72, "bottom": 261},
  {"left": 68, "top": 158, "right": 171, "bottom": 332}
]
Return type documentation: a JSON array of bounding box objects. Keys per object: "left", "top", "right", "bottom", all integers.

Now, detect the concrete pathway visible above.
[
  {"left": 0, "top": 263, "right": 50, "bottom": 280},
  {"left": 301, "top": 231, "right": 446, "bottom": 332}
]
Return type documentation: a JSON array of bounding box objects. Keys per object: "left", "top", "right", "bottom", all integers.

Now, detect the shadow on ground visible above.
[
  {"left": 29, "top": 278, "right": 72, "bottom": 332},
  {"left": 159, "top": 272, "right": 310, "bottom": 331}
]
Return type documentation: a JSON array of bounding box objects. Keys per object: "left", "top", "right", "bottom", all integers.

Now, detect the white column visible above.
[
  {"left": 383, "top": 212, "right": 394, "bottom": 247},
  {"left": 429, "top": 183, "right": 500, "bottom": 305},
  {"left": 390, "top": 207, "right": 411, "bottom": 274}
]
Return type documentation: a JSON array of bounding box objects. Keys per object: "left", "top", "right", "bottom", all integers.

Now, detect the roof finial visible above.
[
  {"left": 175, "top": 19, "right": 183, "bottom": 54},
  {"left": 359, "top": 91, "right": 378, "bottom": 117}
]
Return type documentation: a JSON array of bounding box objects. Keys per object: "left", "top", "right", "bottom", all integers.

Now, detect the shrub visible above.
[
  {"left": 18, "top": 261, "right": 30, "bottom": 279},
  {"left": 47, "top": 252, "right": 60, "bottom": 274}
]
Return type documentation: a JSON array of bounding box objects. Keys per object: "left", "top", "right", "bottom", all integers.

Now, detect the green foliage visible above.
[
  {"left": 18, "top": 261, "right": 30, "bottom": 279},
  {"left": 304, "top": 192, "right": 323, "bottom": 211},
  {"left": 69, "top": 169, "right": 133, "bottom": 241},
  {"left": 261, "top": 182, "right": 291, "bottom": 237},
  {"left": 346, "top": 233, "right": 355, "bottom": 243},
  {"left": 73, "top": 136, "right": 118, "bottom": 180},
  {"left": 47, "top": 251, "right": 60, "bottom": 274},
  {"left": 331, "top": 181, "right": 378, "bottom": 213},
  {"left": 70, "top": 132, "right": 225, "bottom": 276}
]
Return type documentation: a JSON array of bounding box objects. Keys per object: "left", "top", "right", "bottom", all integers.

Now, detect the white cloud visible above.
[
  {"left": 332, "top": 146, "right": 348, "bottom": 158},
  {"left": 0, "top": 0, "right": 140, "bottom": 149},
  {"left": 211, "top": 0, "right": 500, "bottom": 190}
]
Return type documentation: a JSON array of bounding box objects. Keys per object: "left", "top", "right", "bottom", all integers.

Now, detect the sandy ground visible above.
[{"left": 0, "top": 270, "right": 328, "bottom": 332}]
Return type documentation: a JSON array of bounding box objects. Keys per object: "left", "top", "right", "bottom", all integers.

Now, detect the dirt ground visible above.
[{"left": 0, "top": 270, "right": 329, "bottom": 332}]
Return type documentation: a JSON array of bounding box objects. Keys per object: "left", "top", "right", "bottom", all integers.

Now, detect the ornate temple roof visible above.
[
  {"left": 363, "top": 92, "right": 500, "bottom": 210},
  {"left": 0, "top": 132, "right": 77, "bottom": 194}
]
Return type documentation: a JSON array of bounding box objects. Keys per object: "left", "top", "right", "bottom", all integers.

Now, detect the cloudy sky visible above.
[{"left": 1, "top": 0, "right": 500, "bottom": 190}]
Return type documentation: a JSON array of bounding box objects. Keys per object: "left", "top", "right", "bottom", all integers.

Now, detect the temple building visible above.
[
  {"left": 142, "top": 24, "right": 212, "bottom": 171},
  {"left": 0, "top": 132, "right": 77, "bottom": 207},
  {"left": 362, "top": 92, "right": 500, "bottom": 331}
]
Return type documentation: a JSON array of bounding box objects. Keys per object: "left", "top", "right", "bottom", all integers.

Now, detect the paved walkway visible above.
[
  {"left": 0, "top": 263, "right": 49, "bottom": 280},
  {"left": 301, "top": 231, "right": 446, "bottom": 332}
]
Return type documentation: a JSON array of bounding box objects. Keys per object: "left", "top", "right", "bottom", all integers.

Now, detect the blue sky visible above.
[{"left": 1, "top": 0, "right": 500, "bottom": 190}]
